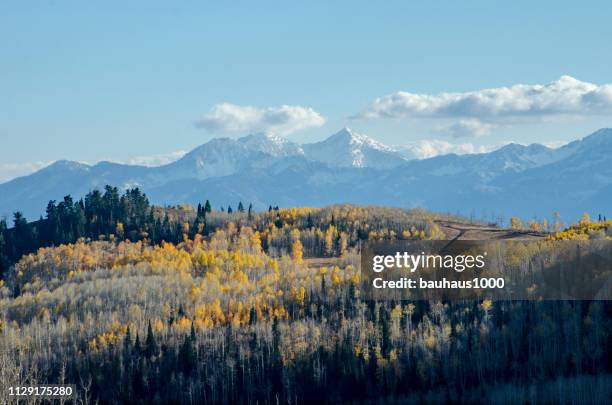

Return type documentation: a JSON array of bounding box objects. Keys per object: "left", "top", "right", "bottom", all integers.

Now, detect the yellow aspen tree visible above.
[
  {"left": 325, "top": 225, "right": 335, "bottom": 256},
  {"left": 510, "top": 217, "right": 523, "bottom": 230},
  {"left": 528, "top": 220, "right": 541, "bottom": 232},
  {"left": 339, "top": 232, "right": 348, "bottom": 256},
  {"left": 291, "top": 239, "right": 303, "bottom": 263},
  {"left": 580, "top": 213, "right": 590, "bottom": 225}
]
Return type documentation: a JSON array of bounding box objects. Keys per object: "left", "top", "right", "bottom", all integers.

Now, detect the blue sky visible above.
[{"left": 1, "top": 1, "right": 612, "bottom": 181}]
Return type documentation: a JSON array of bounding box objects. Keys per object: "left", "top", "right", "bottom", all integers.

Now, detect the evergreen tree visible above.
[
  {"left": 249, "top": 306, "right": 258, "bottom": 325},
  {"left": 145, "top": 320, "right": 158, "bottom": 358},
  {"left": 134, "top": 332, "right": 142, "bottom": 356},
  {"left": 190, "top": 321, "right": 196, "bottom": 342},
  {"left": 0, "top": 218, "right": 7, "bottom": 278},
  {"left": 379, "top": 306, "right": 391, "bottom": 356},
  {"left": 124, "top": 326, "right": 132, "bottom": 355},
  {"left": 178, "top": 334, "right": 196, "bottom": 376},
  {"left": 12, "top": 211, "right": 32, "bottom": 259}
]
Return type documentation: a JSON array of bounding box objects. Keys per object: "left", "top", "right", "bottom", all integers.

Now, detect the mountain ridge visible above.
[{"left": 1, "top": 128, "right": 611, "bottom": 221}]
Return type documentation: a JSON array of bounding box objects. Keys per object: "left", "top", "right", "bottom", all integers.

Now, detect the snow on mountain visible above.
[
  {"left": 160, "top": 138, "right": 259, "bottom": 180},
  {"left": 157, "top": 133, "right": 304, "bottom": 181},
  {"left": 486, "top": 143, "right": 561, "bottom": 170},
  {"left": 238, "top": 133, "right": 304, "bottom": 157},
  {"left": 458, "top": 143, "right": 563, "bottom": 179},
  {"left": 302, "top": 127, "right": 407, "bottom": 169}
]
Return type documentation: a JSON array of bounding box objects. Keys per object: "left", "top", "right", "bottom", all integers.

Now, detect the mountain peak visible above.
[
  {"left": 326, "top": 127, "right": 356, "bottom": 142},
  {"left": 327, "top": 127, "right": 396, "bottom": 152},
  {"left": 333, "top": 126, "right": 356, "bottom": 137},
  {"left": 46, "top": 160, "right": 91, "bottom": 171},
  {"left": 303, "top": 128, "right": 405, "bottom": 169},
  {"left": 239, "top": 132, "right": 277, "bottom": 142},
  {"left": 495, "top": 142, "right": 550, "bottom": 154}
]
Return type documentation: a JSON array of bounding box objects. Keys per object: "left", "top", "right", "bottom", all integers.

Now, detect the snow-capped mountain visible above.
[
  {"left": 1, "top": 128, "right": 611, "bottom": 221},
  {"left": 239, "top": 133, "right": 304, "bottom": 157},
  {"left": 153, "top": 133, "right": 304, "bottom": 181},
  {"left": 427, "top": 142, "right": 568, "bottom": 181},
  {"left": 302, "top": 127, "right": 407, "bottom": 169}
]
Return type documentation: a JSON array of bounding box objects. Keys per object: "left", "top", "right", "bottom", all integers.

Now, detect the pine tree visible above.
[
  {"left": 249, "top": 306, "right": 258, "bottom": 325},
  {"left": 0, "top": 219, "right": 7, "bottom": 280},
  {"left": 306, "top": 213, "right": 314, "bottom": 228},
  {"left": 237, "top": 202, "right": 245, "bottom": 212},
  {"left": 145, "top": 320, "right": 158, "bottom": 358},
  {"left": 124, "top": 326, "right": 132, "bottom": 355},
  {"left": 190, "top": 320, "right": 196, "bottom": 342},
  {"left": 12, "top": 211, "right": 32, "bottom": 259},
  {"left": 321, "top": 275, "right": 327, "bottom": 298},
  {"left": 379, "top": 306, "right": 391, "bottom": 356},
  {"left": 178, "top": 333, "right": 196, "bottom": 376},
  {"left": 134, "top": 332, "right": 142, "bottom": 356}
]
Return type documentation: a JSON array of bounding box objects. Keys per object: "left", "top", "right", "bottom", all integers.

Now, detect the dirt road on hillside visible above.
[
  {"left": 434, "top": 220, "right": 546, "bottom": 241},
  {"left": 304, "top": 222, "right": 546, "bottom": 269}
]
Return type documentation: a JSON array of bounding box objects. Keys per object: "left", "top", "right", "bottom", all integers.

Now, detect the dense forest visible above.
[{"left": 0, "top": 187, "right": 610, "bottom": 404}]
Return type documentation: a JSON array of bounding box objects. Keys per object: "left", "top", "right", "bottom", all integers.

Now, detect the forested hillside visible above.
[
  {"left": 0, "top": 185, "right": 449, "bottom": 280},
  {"left": 0, "top": 187, "right": 610, "bottom": 403}
]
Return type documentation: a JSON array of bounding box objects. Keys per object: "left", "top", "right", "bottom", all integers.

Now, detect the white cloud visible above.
[
  {"left": 542, "top": 140, "right": 569, "bottom": 149},
  {"left": 195, "top": 103, "right": 326, "bottom": 135},
  {"left": 443, "top": 119, "right": 495, "bottom": 138},
  {"left": 396, "top": 140, "right": 493, "bottom": 160},
  {"left": 357, "top": 76, "right": 612, "bottom": 120},
  {"left": 122, "top": 150, "right": 187, "bottom": 167},
  {"left": 0, "top": 161, "right": 54, "bottom": 183}
]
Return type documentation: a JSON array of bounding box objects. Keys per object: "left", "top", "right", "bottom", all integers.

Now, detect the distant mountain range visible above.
[{"left": 1, "top": 127, "right": 611, "bottom": 222}]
